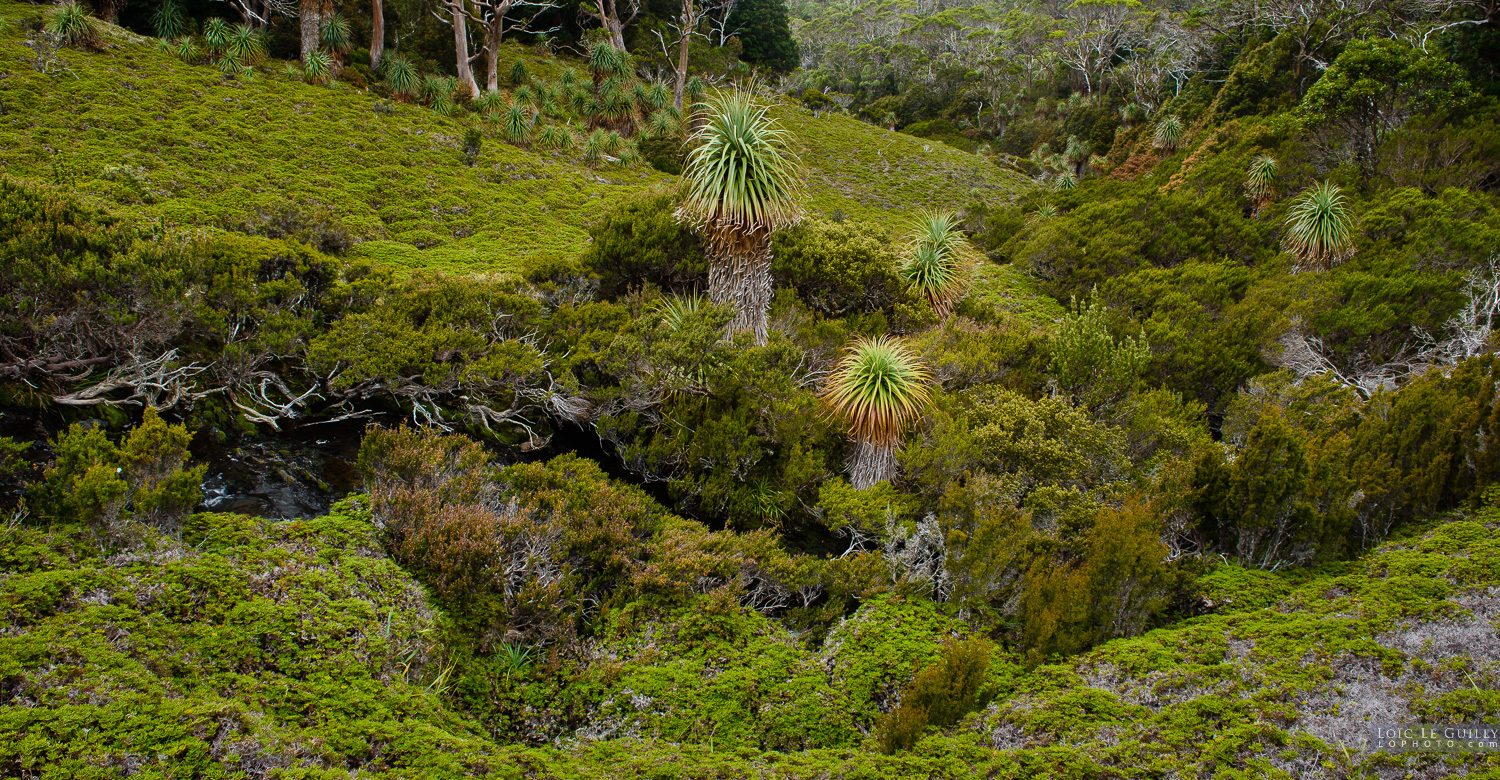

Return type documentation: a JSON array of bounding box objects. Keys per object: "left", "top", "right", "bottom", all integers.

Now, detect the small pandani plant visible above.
[
  {"left": 820, "top": 336, "right": 933, "bottom": 489},
  {"left": 47, "top": 2, "right": 104, "bottom": 51},
  {"left": 302, "top": 50, "right": 334, "bottom": 85},
  {"left": 1152, "top": 114, "right": 1184, "bottom": 154},
  {"left": 899, "top": 210, "right": 973, "bottom": 320},
  {"left": 1245, "top": 154, "right": 1279, "bottom": 217},
  {"left": 151, "top": 0, "right": 190, "bottom": 40},
  {"left": 1282, "top": 181, "right": 1355, "bottom": 270},
  {"left": 536, "top": 124, "right": 575, "bottom": 151},
  {"left": 382, "top": 55, "right": 420, "bottom": 102}
]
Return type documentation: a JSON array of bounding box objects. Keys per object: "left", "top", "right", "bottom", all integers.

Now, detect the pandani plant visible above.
[
  {"left": 1245, "top": 154, "right": 1278, "bottom": 217},
  {"left": 1282, "top": 181, "right": 1356, "bottom": 270},
  {"left": 676, "top": 90, "right": 805, "bottom": 344},
  {"left": 382, "top": 55, "right": 420, "bottom": 102},
  {"left": 47, "top": 2, "right": 103, "bottom": 50},
  {"left": 1152, "top": 115, "right": 1184, "bottom": 154},
  {"left": 820, "top": 336, "right": 934, "bottom": 489},
  {"left": 899, "top": 210, "right": 973, "bottom": 320}
]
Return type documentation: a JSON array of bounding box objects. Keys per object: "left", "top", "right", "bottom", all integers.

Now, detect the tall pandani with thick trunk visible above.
[
  {"left": 899, "top": 210, "right": 974, "bottom": 320},
  {"left": 677, "top": 91, "right": 804, "bottom": 345},
  {"left": 820, "top": 336, "right": 934, "bottom": 489}
]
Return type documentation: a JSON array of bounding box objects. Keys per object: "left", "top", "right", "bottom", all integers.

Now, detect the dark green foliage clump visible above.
[
  {"left": 878, "top": 637, "right": 993, "bottom": 753},
  {"left": 582, "top": 192, "right": 707, "bottom": 297}
]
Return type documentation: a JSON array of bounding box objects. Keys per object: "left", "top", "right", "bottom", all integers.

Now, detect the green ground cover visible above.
[
  {"left": 4, "top": 489, "right": 1496, "bottom": 778},
  {"left": 0, "top": 1, "right": 1023, "bottom": 280}
]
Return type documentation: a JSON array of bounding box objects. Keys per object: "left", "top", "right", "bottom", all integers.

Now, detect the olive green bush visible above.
[
  {"left": 581, "top": 192, "right": 707, "bottom": 297},
  {"left": 28, "top": 408, "right": 205, "bottom": 545},
  {"left": 878, "top": 637, "right": 994, "bottom": 753}
]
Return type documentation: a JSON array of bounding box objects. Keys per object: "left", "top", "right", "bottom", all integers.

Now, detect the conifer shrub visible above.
[
  {"left": 878, "top": 637, "right": 994, "bottom": 753},
  {"left": 462, "top": 126, "right": 483, "bottom": 167},
  {"left": 769, "top": 218, "right": 908, "bottom": 318},
  {"left": 582, "top": 193, "right": 707, "bottom": 297},
  {"left": 28, "top": 409, "right": 205, "bottom": 544},
  {"left": 638, "top": 131, "right": 685, "bottom": 174}
]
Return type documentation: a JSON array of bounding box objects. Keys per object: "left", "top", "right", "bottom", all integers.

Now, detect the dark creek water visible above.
[
  {"left": 195, "top": 420, "right": 367, "bottom": 518},
  {"left": 0, "top": 405, "right": 669, "bottom": 520}
]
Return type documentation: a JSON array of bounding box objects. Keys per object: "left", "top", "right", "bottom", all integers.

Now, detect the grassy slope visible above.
[
  {"left": 5, "top": 497, "right": 1496, "bottom": 778},
  {"left": 0, "top": 2, "right": 1025, "bottom": 280},
  {"left": 770, "top": 105, "right": 1025, "bottom": 222}
]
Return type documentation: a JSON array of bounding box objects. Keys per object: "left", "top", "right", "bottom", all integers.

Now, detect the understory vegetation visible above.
[{"left": 2, "top": 0, "right": 1500, "bottom": 776}]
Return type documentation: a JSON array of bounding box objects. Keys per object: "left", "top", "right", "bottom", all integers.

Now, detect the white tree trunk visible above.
[
  {"left": 705, "top": 229, "right": 773, "bottom": 345},
  {"left": 448, "top": 0, "right": 480, "bottom": 99},
  {"left": 848, "top": 440, "right": 897, "bottom": 489}
]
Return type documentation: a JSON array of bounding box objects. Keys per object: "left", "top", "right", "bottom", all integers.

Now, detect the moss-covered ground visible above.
[
  {"left": 4, "top": 493, "right": 1496, "bottom": 778},
  {"left": 0, "top": 1, "right": 1024, "bottom": 280}
]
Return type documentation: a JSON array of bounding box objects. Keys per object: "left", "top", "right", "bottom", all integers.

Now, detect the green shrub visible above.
[
  {"left": 1022, "top": 499, "right": 1174, "bottom": 662},
  {"left": 28, "top": 409, "right": 205, "bottom": 544},
  {"left": 582, "top": 193, "right": 707, "bottom": 297},
  {"left": 770, "top": 218, "right": 908, "bottom": 318},
  {"left": 639, "top": 131, "right": 685, "bottom": 174},
  {"left": 878, "top": 637, "right": 994, "bottom": 753},
  {"left": 462, "top": 126, "right": 483, "bottom": 167}
]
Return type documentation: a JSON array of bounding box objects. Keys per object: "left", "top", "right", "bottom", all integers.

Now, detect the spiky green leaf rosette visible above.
[
  {"left": 899, "top": 211, "right": 972, "bottom": 319},
  {"left": 1282, "top": 181, "right": 1355, "bottom": 270},
  {"left": 675, "top": 90, "right": 804, "bottom": 343},
  {"left": 820, "top": 336, "right": 933, "bottom": 487}
]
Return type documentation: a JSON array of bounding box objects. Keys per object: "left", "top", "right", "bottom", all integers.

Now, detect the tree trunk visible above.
[
  {"left": 299, "top": 0, "right": 320, "bottom": 63},
  {"left": 848, "top": 440, "right": 897, "bottom": 489},
  {"left": 595, "top": 0, "right": 628, "bottom": 50},
  {"left": 94, "top": 0, "right": 119, "bottom": 24},
  {"left": 448, "top": 0, "right": 480, "bottom": 99},
  {"left": 673, "top": 11, "right": 691, "bottom": 110},
  {"left": 705, "top": 227, "right": 773, "bottom": 346},
  {"left": 485, "top": 10, "right": 503, "bottom": 93},
  {"left": 370, "top": 0, "right": 385, "bottom": 70}
]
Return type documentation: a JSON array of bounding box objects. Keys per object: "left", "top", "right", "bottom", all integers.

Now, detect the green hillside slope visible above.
[
  {"left": 5, "top": 482, "right": 1496, "bottom": 778},
  {"left": 0, "top": 2, "right": 1023, "bottom": 278}
]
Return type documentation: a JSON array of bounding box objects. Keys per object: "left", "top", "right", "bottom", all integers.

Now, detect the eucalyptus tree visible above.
[
  {"left": 1282, "top": 181, "right": 1356, "bottom": 270},
  {"left": 1229, "top": 0, "right": 1379, "bottom": 89},
  {"left": 583, "top": 0, "right": 640, "bottom": 50},
  {"left": 370, "top": 0, "right": 384, "bottom": 68},
  {"left": 298, "top": 0, "right": 318, "bottom": 63},
  {"left": 442, "top": 0, "right": 481, "bottom": 98},
  {"left": 472, "top": 0, "right": 564, "bottom": 93},
  {"left": 820, "top": 336, "right": 934, "bottom": 489},
  {"left": 676, "top": 91, "right": 805, "bottom": 344}
]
